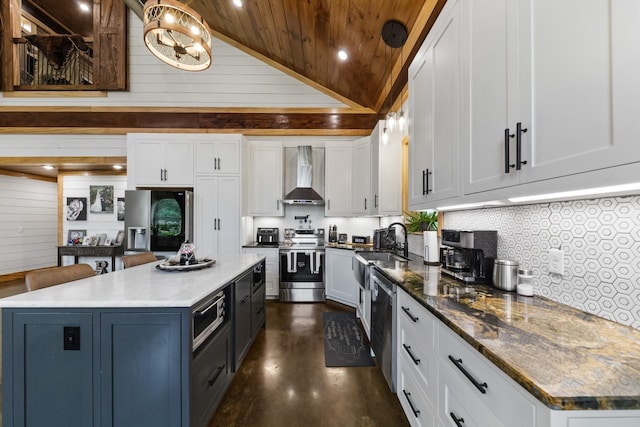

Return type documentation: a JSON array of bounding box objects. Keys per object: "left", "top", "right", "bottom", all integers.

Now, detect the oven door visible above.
[{"left": 279, "top": 250, "right": 324, "bottom": 286}]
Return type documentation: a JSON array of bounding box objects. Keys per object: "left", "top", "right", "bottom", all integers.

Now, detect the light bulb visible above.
[
  {"left": 190, "top": 25, "right": 200, "bottom": 36},
  {"left": 382, "top": 127, "right": 389, "bottom": 144},
  {"left": 337, "top": 49, "right": 348, "bottom": 61},
  {"left": 397, "top": 111, "right": 406, "bottom": 131},
  {"left": 164, "top": 13, "right": 175, "bottom": 24},
  {"left": 386, "top": 112, "right": 397, "bottom": 131},
  {"left": 233, "top": 0, "right": 243, "bottom": 7},
  {"left": 194, "top": 42, "right": 204, "bottom": 52}
]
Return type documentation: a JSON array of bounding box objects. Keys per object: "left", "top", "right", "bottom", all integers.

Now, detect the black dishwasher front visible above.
[{"left": 370, "top": 268, "right": 397, "bottom": 392}]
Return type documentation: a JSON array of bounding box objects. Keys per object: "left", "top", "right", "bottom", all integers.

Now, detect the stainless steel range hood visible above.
[{"left": 282, "top": 146, "right": 324, "bottom": 205}]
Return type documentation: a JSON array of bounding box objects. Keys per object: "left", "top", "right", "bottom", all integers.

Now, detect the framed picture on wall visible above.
[
  {"left": 115, "top": 230, "right": 125, "bottom": 246},
  {"left": 89, "top": 185, "right": 114, "bottom": 214},
  {"left": 67, "top": 229, "right": 86, "bottom": 245},
  {"left": 117, "top": 197, "right": 125, "bottom": 221},
  {"left": 66, "top": 197, "right": 87, "bottom": 221}
]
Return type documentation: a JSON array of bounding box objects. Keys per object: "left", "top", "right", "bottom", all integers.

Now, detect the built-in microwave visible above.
[{"left": 192, "top": 289, "right": 226, "bottom": 351}]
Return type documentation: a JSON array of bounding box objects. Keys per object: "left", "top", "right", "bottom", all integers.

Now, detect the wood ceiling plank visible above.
[{"left": 280, "top": 0, "right": 306, "bottom": 77}]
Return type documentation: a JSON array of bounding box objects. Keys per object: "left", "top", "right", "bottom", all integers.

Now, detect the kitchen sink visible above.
[{"left": 352, "top": 251, "right": 409, "bottom": 289}]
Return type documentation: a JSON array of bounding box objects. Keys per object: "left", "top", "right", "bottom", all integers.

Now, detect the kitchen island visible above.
[
  {"left": 1, "top": 253, "right": 266, "bottom": 427},
  {"left": 368, "top": 254, "right": 640, "bottom": 426}
]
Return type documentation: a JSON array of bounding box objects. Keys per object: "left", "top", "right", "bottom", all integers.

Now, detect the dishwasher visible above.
[{"left": 370, "top": 268, "right": 397, "bottom": 392}]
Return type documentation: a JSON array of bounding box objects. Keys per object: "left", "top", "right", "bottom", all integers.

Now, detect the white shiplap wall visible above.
[
  {"left": 61, "top": 175, "right": 127, "bottom": 270},
  {"left": 0, "top": 134, "right": 127, "bottom": 157},
  {"left": 0, "top": 175, "right": 58, "bottom": 274},
  {"left": 0, "top": 11, "right": 346, "bottom": 108}
]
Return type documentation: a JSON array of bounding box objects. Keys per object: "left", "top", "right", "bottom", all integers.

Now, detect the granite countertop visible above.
[
  {"left": 374, "top": 255, "right": 640, "bottom": 411},
  {"left": 0, "top": 254, "right": 265, "bottom": 309}
]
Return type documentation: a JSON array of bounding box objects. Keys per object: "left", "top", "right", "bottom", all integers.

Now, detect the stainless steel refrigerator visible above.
[{"left": 124, "top": 190, "right": 193, "bottom": 253}]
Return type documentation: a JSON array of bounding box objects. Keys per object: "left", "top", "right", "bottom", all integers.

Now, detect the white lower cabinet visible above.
[
  {"left": 355, "top": 285, "right": 371, "bottom": 339},
  {"left": 242, "top": 247, "right": 279, "bottom": 298},
  {"left": 396, "top": 287, "right": 640, "bottom": 427},
  {"left": 325, "top": 248, "right": 357, "bottom": 307}
]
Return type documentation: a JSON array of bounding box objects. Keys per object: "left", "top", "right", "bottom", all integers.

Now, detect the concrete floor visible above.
[{"left": 208, "top": 300, "right": 409, "bottom": 427}]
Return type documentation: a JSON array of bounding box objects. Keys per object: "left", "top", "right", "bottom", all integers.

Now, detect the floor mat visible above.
[{"left": 323, "top": 311, "right": 374, "bottom": 367}]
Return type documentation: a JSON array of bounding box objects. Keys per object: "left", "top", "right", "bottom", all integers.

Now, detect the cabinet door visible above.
[
  {"left": 163, "top": 141, "right": 194, "bottom": 186},
  {"left": 196, "top": 140, "right": 242, "bottom": 175},
  {"left": 195, "top": 176, "right": 219, "bottom": 258},
  {"left": 100, "top": 312, "right": 183, "bottom": 427},
  {"left": 372, "top": 123, "right": 403, "bottom": 216},
  {"left": 135, "top": 140, "right": 167, "bottom": 186},
  {"left": 351, "top": 137, "right": 371, "bottom": 215},
  {"left": 8, "top": 312, "right": 94, "bottom": 427},
  {"left": 325, "top": 143, "right": 352, "bottom": 216},
  {"left": 248, "top": 143, "right": 283, "bottom": 216},
  {"left": 216, "top": 176, "right": 241, "bottom": 255},
  {"left": 518, "top": 0, "right": 640, "bottom": 184},
  {"left": 325, "top": 249, "right": 357, "bottom": 307},
  {"left": 195, "top": 176, "right": 240, "bottom": 258},
  {"left": 408, "top": 0, "right": 462, "bottom": 210},
  {"left": 463, "top": 0, "right": 520, "bottom": 194}
]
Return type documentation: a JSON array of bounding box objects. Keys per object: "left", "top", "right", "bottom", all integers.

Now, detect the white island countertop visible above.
[{"left": 0, "top": 254, "right": 265, "bottom": 309}]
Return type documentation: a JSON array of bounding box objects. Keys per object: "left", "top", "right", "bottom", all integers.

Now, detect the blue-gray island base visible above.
[{"left": 1, "top": 254, "right": 266, "bottom": 427}]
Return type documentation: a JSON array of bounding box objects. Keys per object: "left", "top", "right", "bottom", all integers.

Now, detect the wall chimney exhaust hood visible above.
[{"left": 282, "top": 146, "right": 324, "bottom": 205}]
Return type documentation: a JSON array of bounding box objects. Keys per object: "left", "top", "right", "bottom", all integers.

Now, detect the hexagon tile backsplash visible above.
[{"left": 444, "top": 196, "right": 640, "bottom": 329}]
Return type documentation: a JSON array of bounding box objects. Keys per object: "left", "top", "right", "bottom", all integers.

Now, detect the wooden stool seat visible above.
[
  {"left": 122, "top": 252, "right": 158, "bottom": 269},
  {"left": 25, "top": 263, "right": 95, "bottom": 292}
]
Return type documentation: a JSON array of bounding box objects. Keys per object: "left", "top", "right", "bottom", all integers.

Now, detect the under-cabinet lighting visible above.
[
  {"left": 437, "top": 201, "right": 503, "bottom": 211},
  {"left": 508, "top": 182, "right": 640, "bottom": 203}
]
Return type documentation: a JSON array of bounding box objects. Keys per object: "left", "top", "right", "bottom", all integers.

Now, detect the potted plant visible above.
[{"left": 404, "top": 210, "right": 438, "bottom": 233}]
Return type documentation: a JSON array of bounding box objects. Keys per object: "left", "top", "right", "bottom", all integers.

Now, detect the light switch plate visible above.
[{"left": 548, "top": 248, "right": 564, "bottom": 275}]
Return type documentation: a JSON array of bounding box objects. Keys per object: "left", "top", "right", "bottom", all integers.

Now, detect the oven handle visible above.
[
  {"left": 287, "top": 251, "right": 298, "bottom": 273},
  {"left": 194, "top": 292, "right": 224, "bottom": 317},
  {"left": 310, "top": 251, "right": 322, "bottom": 274}
]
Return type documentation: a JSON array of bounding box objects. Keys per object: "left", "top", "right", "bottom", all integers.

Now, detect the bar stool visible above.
[
  {"left": 122, "top": 252, "right": 158, "bottom": 269},
  {"left": 25, "top": 263, "right": 95, "bottom": 292}
]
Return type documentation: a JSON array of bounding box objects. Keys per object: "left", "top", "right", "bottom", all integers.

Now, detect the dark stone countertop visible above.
[{"left": 373, "top": 254, "right": 640, "bottom": 411}]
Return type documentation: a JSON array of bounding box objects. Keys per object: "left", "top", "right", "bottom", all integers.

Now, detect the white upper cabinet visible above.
[
  {"left": 351, "top": 136, "right": 372, "bottom": 216},
  {"left": 464, "top": 0, "right": 640, "bottom": 195},
  {"left": 371, "top": 121, "right": 403, "bottom": 216},
  {"left": 247, "top": 142, "right": 284, "bottom": 216},
  {"left": 195, "top": 137, "right": 242, "bottom": 175},
  {"left": 130, "top": 136, "right": 194, "bottom": 187},
  {"left": 325, "top": 142, "right": 352, "bottom": 217},
  {"left": 408, "top": 0, "right": 461, "bottom": 210}
]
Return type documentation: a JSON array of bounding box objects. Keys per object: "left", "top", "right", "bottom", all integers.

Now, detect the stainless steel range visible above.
[{"left": 279, "top": 228, "right": 325, "bottom": 302}]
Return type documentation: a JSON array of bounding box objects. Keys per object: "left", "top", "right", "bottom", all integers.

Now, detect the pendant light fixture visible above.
[
  {"left": 381, "top": 20, "right": 408, "bottom": 140},
  {"left": 381, "top": 44, "right": 390, "bottom": 144},
  {"left": 397, "top": 46, "right": 407, "bottom": 132},
  {"left": 143, "top": 0, "right": 213, "bottom": 71}
]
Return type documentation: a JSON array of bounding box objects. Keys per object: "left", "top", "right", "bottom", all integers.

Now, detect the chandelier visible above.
[{"left": 143, "top": 0, "right": 212, "bottom": 71}]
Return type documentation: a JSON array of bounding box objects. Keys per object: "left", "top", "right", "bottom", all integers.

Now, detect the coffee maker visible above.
[{"left": 440, "top": 229, "right": 497, "bottom": 283}]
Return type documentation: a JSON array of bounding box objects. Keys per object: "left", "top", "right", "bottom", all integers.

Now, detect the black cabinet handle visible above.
[
  {"left": 516, "top": 122, "right": 528, "bottom": 170},
  {"left": 403, "top": 344, "right": 420, "bottom": 365},
  {"left": 217, "top": 157, "right": 221, "bottom": 170},
  {"left": 401, "top": 306, "right": 418, "bottom": 322},
  {"left": 448, "top": 355, "right": 488, "bottom": 394},
  {"left": 218, "top": 218, "right": 221, "bottom": 230},
  {"left": 364, "top": 198, "right": 367, "bottom": 210},
  {"left": 450, "top": 412, "right": 465, "bottom": 426},
  {"left": 504, "top": 129, "right": 515, "bottom": 173},
  {"left": 422, "top": 169, "right": 427, "bottom": 195},
  {"left": 207, "top": 364, "right": 226, "bottom": 387},
  {"left": 374, "top": 194, "right": 378, "bottom": 208},
  {"left": 402, "top": 390, "right": 420, "bottom": 418},
  {"left": 425, "top": 169, "right": 432, "bottom": 194}
]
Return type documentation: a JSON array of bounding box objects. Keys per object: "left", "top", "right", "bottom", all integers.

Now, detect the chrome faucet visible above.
[{"left": 386, "top": 222, "right": 408, "bottom": 259}]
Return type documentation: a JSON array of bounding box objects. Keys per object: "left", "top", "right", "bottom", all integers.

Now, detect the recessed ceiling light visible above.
[
  {"left": 79, "top": 2, "right": 90, "bottom": 12},
  {"left": 233, "top": 0, "right": 243, "bottom": 7},
  {"left": 113, "top": 165, "right": 123, "bottom": 170},
  {"left": 337, "top": 49, "right": 348, "bottom": 61},
  {"left": 43, "top": 165, "right": 54, "bottom": 170}
]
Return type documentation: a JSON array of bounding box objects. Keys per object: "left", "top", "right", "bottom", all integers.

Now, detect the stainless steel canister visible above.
[{"left": 492, "top": 259, "right": 519, "bottom": 291}]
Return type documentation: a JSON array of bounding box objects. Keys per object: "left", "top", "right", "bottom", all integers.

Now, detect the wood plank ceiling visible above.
[{"left": 0, "top": 0, "right": 446, "bottom": 176}]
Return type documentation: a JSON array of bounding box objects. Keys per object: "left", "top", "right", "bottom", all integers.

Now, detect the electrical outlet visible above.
[{"left": 548, "top": 248, "right": 564, "bottom": 275}]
